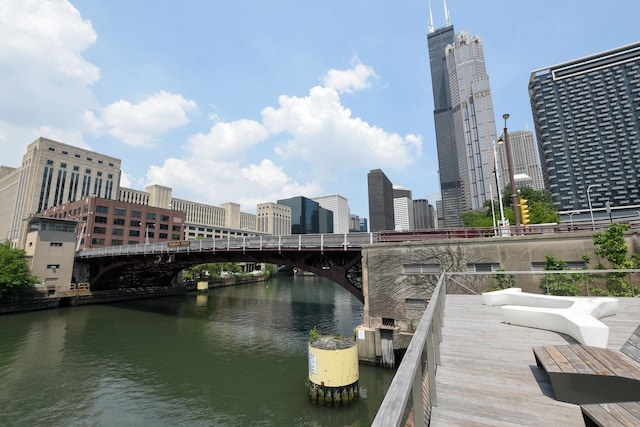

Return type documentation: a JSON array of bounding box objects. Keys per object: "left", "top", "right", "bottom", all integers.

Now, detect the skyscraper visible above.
[
  {"left": 497, "top": 129, "right": 545, "bottom": 191},
  {"left": 393, "top": 187, "right": 414, "bottom": 231},
  {"left": 427, "top": 4, "right": 498, "bottom": 227},
  {"left": 367, "top": 169, "right": 395, "bottom": 232},
  {"left": 529, "top": 42, "right": 640, "bottom": 213},
  {"left": 312, "top": 194, "right": 350, "bottom": 234}
]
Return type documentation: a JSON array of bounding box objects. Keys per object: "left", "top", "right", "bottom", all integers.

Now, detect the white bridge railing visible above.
[{"left": 75, "top": 233, "right": 378, "bottom": 258}]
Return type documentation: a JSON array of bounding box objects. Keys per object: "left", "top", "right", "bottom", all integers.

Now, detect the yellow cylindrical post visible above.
[{"left": 308, "top": 336, "right": 359, "bottom": 406}]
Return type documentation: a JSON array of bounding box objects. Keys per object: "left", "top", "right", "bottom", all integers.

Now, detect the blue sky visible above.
[{"left": 2, "top": 1, "right": 639, "bottom": 219}]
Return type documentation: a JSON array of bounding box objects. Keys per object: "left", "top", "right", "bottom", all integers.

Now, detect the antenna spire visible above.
[
  {"left": 428, "top": 1, "right": 434, "bottom": 33},
  {"left": 444, "top": 0, "right": 451, "bottom": 26}
]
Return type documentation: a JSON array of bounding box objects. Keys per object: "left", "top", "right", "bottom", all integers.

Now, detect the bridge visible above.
[
  {"left": 75, "top": 233, "right": 380, "bottom": 302},
  {"left": 73, "top": 223, "right": 622, "bottom": 304}
]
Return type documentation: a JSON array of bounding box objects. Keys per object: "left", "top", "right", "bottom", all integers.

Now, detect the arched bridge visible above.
[{"left": 75, "top": 233, "right": 379, "bottom": 303}]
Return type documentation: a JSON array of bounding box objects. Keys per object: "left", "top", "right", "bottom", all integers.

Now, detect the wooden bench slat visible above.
[
  {"left": 581, "top": 402, "right": 640, "bottom": 427},
  {"left": 621, "top": 326, "right": 640, "bottom": 364},
  {"left": 581, "top": 346, "right": 640, "bottom": 380},
  {"left": 561, "top": 345, "right": 605, "bottom": 375},
  {"left": 538, "top": 345, "right": 578, "bottom": 373}
]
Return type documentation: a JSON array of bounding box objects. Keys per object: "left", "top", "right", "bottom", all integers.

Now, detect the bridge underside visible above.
[{"left": 81, "top": 249, "right": 364, "bottom": 302}]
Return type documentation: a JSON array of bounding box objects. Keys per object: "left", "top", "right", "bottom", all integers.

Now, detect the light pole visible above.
[
  {"left": 493, "top": 139, "right": 507, "bottom": 234},
  {"left": 499, "top": 113, "right": 520, "bottom": 227},
  {"left": 587, "top": 184, "right": 600, "bottom": 230}
]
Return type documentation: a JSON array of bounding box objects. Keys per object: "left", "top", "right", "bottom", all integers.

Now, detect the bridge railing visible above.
[
  {"left": 371, "top": 273, "right": 447, "bottom": 427},
  {"left": 75, "top": 233, "right": 378, "bottom": 258}
]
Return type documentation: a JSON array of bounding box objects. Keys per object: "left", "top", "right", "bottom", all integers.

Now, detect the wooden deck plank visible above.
[{"left": 429, "top": 295, "right": 640, "bottom": 427}]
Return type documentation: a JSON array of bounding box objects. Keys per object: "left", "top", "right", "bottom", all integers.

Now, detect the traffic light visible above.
[{"left": 519, "top": 199, "right": 530, "bottom": 225}]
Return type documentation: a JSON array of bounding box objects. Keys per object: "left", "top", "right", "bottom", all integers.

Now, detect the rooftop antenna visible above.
[
  {"left": 428, "top": 0, "right": 434, "bottom": 33},
  {"left": 444, "top": 0, "right": 451, "bottom": 26}
]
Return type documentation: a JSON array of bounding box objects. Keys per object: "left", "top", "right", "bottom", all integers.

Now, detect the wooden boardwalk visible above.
[{"left": 429, "top": 295, "right": 640, "bottom": 426}]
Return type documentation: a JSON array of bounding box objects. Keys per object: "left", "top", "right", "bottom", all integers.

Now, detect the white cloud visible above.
[
  {"left": 85, "top": 91, "right": 197, "bottom": 147},
  {"left": 142, "top": 60, "right": 421, "bottom": 210},
  {"left": 322, "top": 57, "right": 377, "bottom": 94},
  {"left": 0, "top": 0, "right": 99, "bottom": 165},
  {"left": 187, "top": 119, "right": 269, "bottom": 160}
]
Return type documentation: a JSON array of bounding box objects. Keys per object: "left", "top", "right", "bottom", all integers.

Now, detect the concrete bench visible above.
[
  {"left": 532, "top": 325, "right": 640, "bottom": 404},
  {"left": 482, "top": 288, "right": 618, "bottom": 347},
  {"left": 581, "top": 402, "right": 640, "bottom": 427}
]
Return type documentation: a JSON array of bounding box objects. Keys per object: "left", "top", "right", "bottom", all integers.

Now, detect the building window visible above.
[
  {"left": 128, "top": 240, "right": 139, "bottom": 245},
  {"left": 172, "top": 234, "right": 181, "bottom": 240},
  {"left": 47, "top": 160, "right": 53, "bottom": 165},
  {"left": 94, "top": 216, "right": 108, "bottom": 224},
  {"left": 146, "top": 212, "right": 156, "bottom": 220},
  {"left": 115, "top": 207, "right": 126, "bottom": 216},
  {"left": 93, "top": 227, "right": 107, "bottom": 234},
  {"left": 48, "top": 147, "right": 55, "bottom": 152},
  {"left": 172, "top": 225, "right": 181, "bottom": 231},
  {"left": 129, "top": 230, "right": 140, "bottom": 237},
  {"left": 91, "top": 238, "right": 105, "bottom": 245},
  {"left": 131, "top": 210, "right": 142, "bottom": 218},
  {"left": 61, "top": 163, "right": 67, "bottom": 169},
  {"left": 472, "top": 263, "right": 500, "bottom": 272},
  {"left": 96, "top": 205, "right": 109, "bottom": 213},
  {"left": 130, "top": 220, "right": 141, "bottom": 227},
  {"left": 403, "top": 264, "right": 440, "bottom": 274},
  {"left": 159, "top": 233, "right": 168, "bottom": 239},
  {"left": 160, "top": 215, "right": 170, "bottom": 222},
  {"left": 49, "top": 242, "right": 63, "bottom": 247},
  {"left": 46, "top": 264, "right": 61, "bottom": 269},
  {"left": 112, "top": 228, "right": 124, "bottom": 236},
  {"left": 113, "top": 218, "right": 125, "bottom": 225},
  {"left": 159, "top": 224, "right": 169, "bottom": 230},
  {"left": 111, "top": 239, "right": 123, "bottom": 245}
]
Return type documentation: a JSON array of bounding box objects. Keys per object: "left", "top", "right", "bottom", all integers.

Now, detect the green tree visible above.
[
  {"left": 461, "top": 186, "right": 560, "bottom": 227},
  {"left": 539, "top": 254, "right": 580, "bottom": 296},
  {"left": 0, "top": 241, "right": 39, "bottom": 300},
  {"left": 592, "top": 223, "right": 638, "bottom": 296},
  {"left": 490, "top": 268, "right": 515, "bottom": 290}
]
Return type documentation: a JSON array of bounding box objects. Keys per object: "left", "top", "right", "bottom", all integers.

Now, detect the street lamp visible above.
[
  {"left": 493, "top": 139, "right": 507, "bottom": 234},
  {"left": 498, "top": 113, "right": 520, "bottom": 227},
  {"left": 587, "top": 184, "right": 600, "bottom": 230}
]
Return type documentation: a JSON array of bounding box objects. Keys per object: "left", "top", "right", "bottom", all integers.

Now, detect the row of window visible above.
[
  {"left": 95, "top": 205, "right": 169, "bottom": 222},
  {"left": 47, "top": 146, "right": 116, "bottom": 167},
  {"left": 403, "top": 262, "right": 587, "bottom": 274}
]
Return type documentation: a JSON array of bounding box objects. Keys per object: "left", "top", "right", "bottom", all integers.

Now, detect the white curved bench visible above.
[{"left": 482, "top": 288, "right": 618, "bottom": 348}]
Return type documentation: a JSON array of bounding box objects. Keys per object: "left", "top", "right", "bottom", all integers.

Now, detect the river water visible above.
[{"left": 0, "top": 276, "right": 394, "bottom": 426}]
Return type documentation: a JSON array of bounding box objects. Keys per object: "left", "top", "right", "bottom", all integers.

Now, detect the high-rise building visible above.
[
  {"left": 367, "top": 169, "right": 395, "bottom": 232},
  {"left": 312, "top": 194, "right": 350, "bottom": 234},
  {"left": 393, "top": 187, "right": 414, "bottom": 231},
  {"left": 428, "top": 7, "right": 498, "bottom": 227},
  {"left": 497, "top": 129, "right": 545, "bottom": 191},
  {"left": 257, "top": 202, "right": 292, "bottom": 236},
  {"left": 413, "top": 199, "right": 436, "bottom": 229},
  {"left": 529, "top": 42, "right": 640, "bottom": 213},
  {"left": 0, "top": 137, "right": 122, "bottom": 247},
  {"left": 276, "top": 196, "right": 333, "bottom": 234}
]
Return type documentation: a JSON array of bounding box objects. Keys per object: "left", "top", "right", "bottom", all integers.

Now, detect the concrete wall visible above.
[{"left": 360, "top": 230, "right": 640, "bottom": 350}]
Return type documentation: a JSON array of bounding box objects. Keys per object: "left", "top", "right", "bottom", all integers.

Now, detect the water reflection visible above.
[{"left": 0, "top": 276, "right": 393, "bottom": 426}]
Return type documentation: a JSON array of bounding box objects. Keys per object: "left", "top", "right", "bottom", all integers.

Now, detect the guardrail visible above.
[
  {"left": 76, "top": 233, "right": 378, "bottom": 258},
  {"left": 371, "top": 273, "right": 446, "bottom": 427}
]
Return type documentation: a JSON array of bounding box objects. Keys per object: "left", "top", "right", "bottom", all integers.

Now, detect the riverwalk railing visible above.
[{"left": 371, "top": 273, "right": 447, "bottom": 427}]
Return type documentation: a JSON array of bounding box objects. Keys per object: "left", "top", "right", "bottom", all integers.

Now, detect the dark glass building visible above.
[
  {"left": 529, "top": 42, "right": 640, "bottom": 214},
  {"left": 367, "top": 169, "right": 395, "bottom": 232},
  {"left": 276, "top": 196, "right": 333, "bottom": 234}
]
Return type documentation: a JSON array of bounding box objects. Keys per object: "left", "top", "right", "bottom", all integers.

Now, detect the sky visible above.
[{"left": 1, "top": 0, "right": 639, "bottom": 219}]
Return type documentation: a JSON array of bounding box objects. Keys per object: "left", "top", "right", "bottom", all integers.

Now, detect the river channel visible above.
[{"left": 0, "top": 275, "right": 395, "bottom": 426}]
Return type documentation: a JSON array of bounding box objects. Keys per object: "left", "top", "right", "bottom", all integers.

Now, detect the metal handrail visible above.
[{"left": 371, "top": 273, "right": 447, "bottom": 427}]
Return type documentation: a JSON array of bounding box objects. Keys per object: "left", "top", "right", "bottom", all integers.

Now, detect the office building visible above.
[
  {"left": 428, "top": 8, "right": 499, "bottom": 227},
  {"left": 367, "top": 169, "right": 395, "bottom": 232},
  {"left": 312, "top": 194, "right": 350, "bottom": 234},
  {"left": 257, "top": 202, "right": 292, "bottom": 236},
  {"left": 276, "top": 196, "right": 333, "bottom": 234},
  {"left": 497, "top": 129, "right": 545, "bottom": 191},
  {"left": 0, "top": 138, "right": 271, "bottom": 251},
  {"left": 0, "top": 137, "right": 121, "bottom": 248},
  {"left": 529, "top": 42, "right": 640, "bottom": 212},
  {"left": 393, "top": 187, "right": 414, "bottom": 231},
  {"left": 413, "top": 199, "right": 436, "bottom": 229}
]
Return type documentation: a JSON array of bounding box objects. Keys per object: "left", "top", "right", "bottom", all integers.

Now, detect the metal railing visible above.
[{"left": 371, "top": 273, "right": 446, "bottom": 427}]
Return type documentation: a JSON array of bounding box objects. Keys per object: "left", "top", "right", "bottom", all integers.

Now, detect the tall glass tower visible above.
[{"left": 427, "top": 4, "right": 498, "bottom": 227}]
